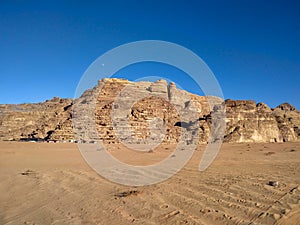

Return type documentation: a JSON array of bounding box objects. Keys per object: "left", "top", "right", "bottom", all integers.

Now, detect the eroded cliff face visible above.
[
  {"left": 273, "top": 103, "right": 300, "bottom": 142},
  {"left": 224, "top": 100, "right": 283, "bottom": 143},
  {"left": 0, "top": 78, "right": 299, "bottom": 143},
  {"left": 90, "top": 79, "right": 211, "bottom": 145},
  {"left": 0, "top": 97, "right": 73, "bottom": 141}
]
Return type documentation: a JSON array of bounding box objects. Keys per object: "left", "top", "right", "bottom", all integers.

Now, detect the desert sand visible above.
[{"left": 0, "top": 141, "right": 300, "bottom": 225}]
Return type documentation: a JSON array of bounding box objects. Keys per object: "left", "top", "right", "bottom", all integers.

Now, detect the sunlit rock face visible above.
[
  {"left": 0, "top": 78, "right": 299, "bottom": 143},
  {"left": 272, "top": 103, "right": 300, "bottom": 142},
  {"left": 224, "top": 100, "right": 283, "bottom": 143},
  {"left": 0, "top": 97, "right": 73, "bottom": 141}
]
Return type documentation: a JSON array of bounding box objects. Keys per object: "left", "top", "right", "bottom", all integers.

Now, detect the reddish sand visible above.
[{"left": 0, "top": 141, "right": 300, "bottom": 225}]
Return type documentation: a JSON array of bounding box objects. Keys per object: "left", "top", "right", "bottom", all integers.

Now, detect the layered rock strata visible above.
[{"left": 0, "top": 78, "right": 299, "bottom": 143}]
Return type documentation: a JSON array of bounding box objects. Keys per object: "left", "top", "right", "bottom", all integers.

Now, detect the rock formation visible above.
[
  {"left": 0, "top": 97, "right": 73, "bottom": 141},
  {"left": 224, "top": 100, "right": 282, "bottom": 142},
  {"left": 0, "top": 78, "right": 299, "bottom": 143}
]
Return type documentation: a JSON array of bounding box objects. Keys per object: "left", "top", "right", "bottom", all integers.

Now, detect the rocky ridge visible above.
[{"left": 0, "top": 78, "right": 299, "bottom": 143}]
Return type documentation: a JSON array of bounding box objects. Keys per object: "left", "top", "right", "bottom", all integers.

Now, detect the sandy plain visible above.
[{"left": 0, "top": 141, "right": 300, "bottom": 225}]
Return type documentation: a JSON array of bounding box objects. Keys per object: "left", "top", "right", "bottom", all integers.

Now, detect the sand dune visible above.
[{"left": 0, "top": 142, "right": 300, "bottom": 225}]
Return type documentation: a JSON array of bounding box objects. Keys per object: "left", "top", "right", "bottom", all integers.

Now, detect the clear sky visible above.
[{"left": 1, "top": 0, "right": 299, "bottom": 109}]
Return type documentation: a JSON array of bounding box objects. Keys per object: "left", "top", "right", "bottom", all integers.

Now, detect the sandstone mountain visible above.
[{"left": 0, "top": 78, "right": 299, "bottom": 143}]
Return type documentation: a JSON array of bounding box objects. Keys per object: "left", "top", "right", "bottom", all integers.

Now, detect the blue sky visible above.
[{"left": 0, "top": 0, "right": 299, "bottom": 109}]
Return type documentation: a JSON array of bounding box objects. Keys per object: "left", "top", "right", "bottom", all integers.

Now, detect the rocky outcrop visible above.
[
  {"left": 224, "top": 100, "right": 283, "bottom": 142},
  {"left": 0, "top": 78, "right": 299, "bottom": 143},
  {"left": 0, "top": 97, "right": 73, "bottom": 141},
  {"left": 272, "top": 103, "right": 300, "bottom": 142},
  {"left": 78, "top": 79, "right": 205, "bottom": 145}
]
